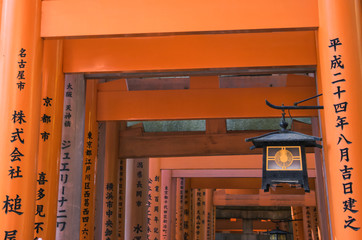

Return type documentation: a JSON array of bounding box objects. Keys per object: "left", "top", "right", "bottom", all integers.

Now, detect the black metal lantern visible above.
[
  {"left": 246, "top": 116, "right": 322, "bottom": 192},
  {"left": 267, "top": 228, "right": 289, "bottom": 240}
]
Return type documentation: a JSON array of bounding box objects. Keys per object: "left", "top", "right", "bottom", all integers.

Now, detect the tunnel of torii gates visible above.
[{"left": 0, "top": 0, "right": 361, "bottom": 240}]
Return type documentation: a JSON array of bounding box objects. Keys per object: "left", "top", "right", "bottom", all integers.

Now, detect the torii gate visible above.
[{"left": 0, "top": 0, "right": 361, "bottom": 239}]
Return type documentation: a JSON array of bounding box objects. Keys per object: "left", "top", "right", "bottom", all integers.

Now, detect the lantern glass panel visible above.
[
  {"left": 266, "top": 146, "right": 302, "bottom": 171},
  {"left": 270, "top": 233, "right": 287, "bottom": 240},
  {"left": 278, "top": 234, "right": 287, "bottom": 240}
]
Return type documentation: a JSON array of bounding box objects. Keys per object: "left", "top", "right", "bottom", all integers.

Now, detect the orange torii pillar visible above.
[
  {"left": 160, "top": 170, "right": 173, "bottom": 240},
  {"left": 204, "top": 189, "right": 214, "bottom": 240},
  {"left": 317, "top": 0, "right": 362, "bottom": 238},
  {"left": 56, "top": 74, "right": 86, "bottom": 239},
  {"left": 291, "top": 206, "right": 305, "bottom": 240},
  {"left": 80, "top": 80, "right": 99, "bottom": 239},
  {"left": 100, "top": 122, "right": 120, "bottom": 239},
  {"left": 183, "top": 179, "right": 193, "bottom": 240},
  {"left": 95, "top": 122, "right": 105, "bottom": 240},
  {"left": 118, "top": 158, "right": 126, "bottom": 240},
  {"left": 125, "top": 158, "right": 149, "bottom": 239},
  {"left": 34, "top": 40, "right": 64, "bottom": 239},
  {"left": 148, "top": 158, "right": 161, "bottom": 240},
  {"left": 175, "top": 178, "right": 186, "bottom": 240},
  {"left": 193, "top": 189, "right": 206, "bottom": 240},
  {"left": 0, "top": 0, "right": 43, "bottom": 239},
  {"left": 302, "top": 207, "right": 320, "bottom": 240}
]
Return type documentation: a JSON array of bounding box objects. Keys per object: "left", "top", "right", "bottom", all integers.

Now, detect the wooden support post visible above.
[
  {"left": 125, "top": 158, "right": 148, "bottom": 240},
  {"left": 101, "top": 122, "right": 120, "bottom": 239},
  {"left": 95, "top": 122, "right": 105, "bottom": 240},
  {"left": 148, "top": 158, "right": 161, "bottom": 240},
  {"left": 56, "top": 74, "right": 86, "bottom": 239},
  {"left": 34, "top": 39, "right": 64, "bottom": 239},
  {"left": 183, "top": 178, "right": 192, "bottom": 240},
  {"left": 80, "top": 80, "right": 99, "bottom": 239},
  {"left": 291, "top": 207, "right": 305, "bottom": 240},
  {"left": 118, "top": 158, "right": 126, "bottom": 240},
  {"left": 204, "top": 189, "right": 214, "bottom": 240},
  {"left": 170, "top": 177, "right": 177, "bottom": 238},
  {"left": 311, "top": 117, "right": 330, "bottom": 240},
  {"left": 193, "top": 189, "right": 206, "bottom": 240},
  {"left": 317, "top": 0, "right": 362, "bottom": 238},
  {"left": 303, "top": 207, "right": 320, "bottom": 240},
  {"left": 161, "top": 170, "right": 172, "bottom": 240},
  {"left": 0, "top": 0, "right": 42, "bottom": 238},
  {"left": 175, "top": 178, "right": 186, "bottom": 240}
]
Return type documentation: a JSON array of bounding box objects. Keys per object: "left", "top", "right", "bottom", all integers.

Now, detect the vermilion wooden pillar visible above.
[
  {"left": 148, "top": 158, "right": 161, "bottom": 240},
  {"left": 291, "top": 206, "right": 305, "bottom": 240},
  {"left": 95, "top": 122, "right": 105, "bottom": 240},
  {"left": 0, "top": 0, "right": 43, "bottom": 239},
  {"left": 161, "top": 170, "right": 172, "bottom": 240},
  {"left": 318, "top": 0, "right": 362, "bottom": 238},
  {"left": 118, "top": 158, "right": 126, "bottom": 240},
  {"left": 80, "top": 80, "right": 99, "bottom": 239},
  {"left": 193, "top": 189, "right": 206, "bottom": 240},
  {"left": 34, "top": 39, "right": 64, "bottom": 239},
  {"left": 311, "top": 117, "right": 330, "bottom": 240},
  {"left": 303, "top": 207, "right": 320, "bottom": 240},
  {"left": 56, "top": 74, "right": 86, "bottom": 239},
  {"left": 175, "top": 178, "right": 185, "bottom": 240},
  {"left": 204, "top": 189, "right": 214, "bottom": 240},
  {"left": 124, "top": 158, "right": 148, "bottom": 240},
  {"left": 101, "top": 122, "right": 120, "bottom": 239},
  {"left": 183, "top": 179, "right": 192, "bottom": 240}
]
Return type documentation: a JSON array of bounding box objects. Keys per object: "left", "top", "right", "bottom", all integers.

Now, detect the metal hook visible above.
[{"left": 266, "top": 94, "right": 324, "bottom": 110}]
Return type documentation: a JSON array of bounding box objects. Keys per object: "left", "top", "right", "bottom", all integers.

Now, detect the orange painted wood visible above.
[
  {"left": 120, "top": 132, "right": 317, "bottom": 158},
  {"left": 311, "top": 117, "right": 330, "bottom": 240},
  {"left": 63, "top": 31, "right": 317, "bottom": 73},
  {"left": 291, "top": 206, "right": 306, "bottom": 240},
  {"left": 120, "top": 132, "right": 264, "bottom": 158},
  {"left": 118, "top": 159, "right": 126, "bottom": 240},
  {"left": 0, "top": 0, "right": 43, "bottom": 238},
  {"left": 101, "top": 123, "right": 119, "bottom": 240},
  {"left": 98, "top": 87, "right": 318, "bottom": 121},
  {"left": 41, "top": 0, "right": 318, "bottom": 38},
  {"left": 183, "top": 179, "right": 192, "bottom": 239},
  {"left": 157, "top": 154, "right": 316, "bottom": 170},
  {"left": 98, "top": 79, "right": 128, "bottom": 92},
  {"left": 34, "top": 40, "right": 64, "bottom": 240},
  {"left": 190, "top": 76, "right": 219, "bottom": 89},
  {"left": 317, "top": 0, "right": 362, "bottom": 238},
  {"left": 214, "top": 189, "right": 316, "bottom": 206},
  {"left": 171, "top": 169, "right": 316, "bottom": 178},
  {"left": 175, "top": 178, "right": 185, "bottom": 240},
  {"left": 148, "top": 158, "right": 161, "bottom": 240},
  {"left": 191, "top": 178, "right": 316, "bottom": 190},
  {"left": 124, "top": 159, "right": 149, "bottom": 239},
  {"left": 124, "top": 74, "right": 314, "bottom": 91},
  {"left": 80, "top": 80, "right": 99, "bottom": 240},
  {"left": 161, "top": 170, "right": 172, "bottom": 240}
]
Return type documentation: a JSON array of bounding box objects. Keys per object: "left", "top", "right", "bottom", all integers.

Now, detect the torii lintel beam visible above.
[
  {"left": 41, "top": 0, "right": 318, "bottom": 38},
  {"left": 63, "top": 31, "right": 316, "bottom": 73},
  {"left": 97, "top": 85, "right": 318, "bottom": 120}
]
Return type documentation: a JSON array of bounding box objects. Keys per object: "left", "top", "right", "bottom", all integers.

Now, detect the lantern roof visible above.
[
  {"left": 266, "top": 228, "right": 290, "bottom": 235},
  {"left": 245, "top": 130, "right": 322, "bottom": 149}
]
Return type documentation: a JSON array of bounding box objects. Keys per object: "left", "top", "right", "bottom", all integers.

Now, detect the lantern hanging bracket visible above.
[{"left": 265, "top": 94, "right": 324, "bottom": 110}]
